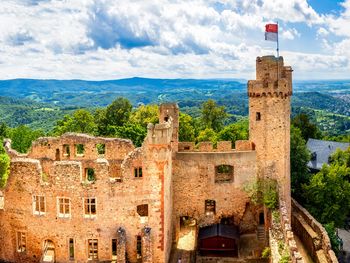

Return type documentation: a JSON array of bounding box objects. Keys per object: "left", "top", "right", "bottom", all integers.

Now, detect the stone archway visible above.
[{"left": 41, "top": 239, "right": 55, "bottom": 263}]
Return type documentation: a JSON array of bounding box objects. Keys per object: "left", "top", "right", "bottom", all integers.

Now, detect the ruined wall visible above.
[
  {"left": 0, "top": 133, "right": 169, "bottom": 263},
  {"left": 172, "top": 149, "right": 259, "bottom": 239},
  {"left": 291, "top": 199, "right": 338, "bottom": 263},
  {"left": 248, "top": 56, "right": 293, "bottom": 218}
]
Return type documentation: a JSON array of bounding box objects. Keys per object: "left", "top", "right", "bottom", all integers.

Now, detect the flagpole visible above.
[{"left": 277, "top": 21, "right": 279, "bottom": 81}]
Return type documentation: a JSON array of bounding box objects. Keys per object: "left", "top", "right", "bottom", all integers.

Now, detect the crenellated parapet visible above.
[
  {"left": 145, "top": 120, "right": 173, "bottom": 146},
  {"left": 248, "top": 56, "right": 293, "bottom": 98}
]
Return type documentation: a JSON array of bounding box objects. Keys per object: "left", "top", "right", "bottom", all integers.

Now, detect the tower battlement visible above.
[{"left": 248, "top": 56, "right": 293, "bottom": 98}]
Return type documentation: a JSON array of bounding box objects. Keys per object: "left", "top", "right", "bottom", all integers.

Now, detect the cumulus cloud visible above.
[{"left": 0, "top": 0, "right": 348, "bottom": 80}]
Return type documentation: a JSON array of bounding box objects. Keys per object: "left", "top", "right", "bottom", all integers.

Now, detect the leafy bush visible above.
[
  {"left": 0, "top": 146, "right": 10, "bottom": 188},
  {"left": 261, "top": 247, "right": 271, "bottom": 259},
  {"left": 244, "top": 178, "right": 279, "bottom": 209}
]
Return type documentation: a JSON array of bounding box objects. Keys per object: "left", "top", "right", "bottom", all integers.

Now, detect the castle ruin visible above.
[{"left": 0, "top": 56, "right": 338, "bottom": 263}]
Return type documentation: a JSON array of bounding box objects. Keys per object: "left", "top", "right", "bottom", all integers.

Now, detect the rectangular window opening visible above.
[
  {"left": 84, "top": 198, "right": 97, "bottom": 218},
  {"left": 256, "top": 112, "right": 261, "bottom": 121},
  {"left": 96, "top": 143, "right": 106, "bottom": 155},
  {"left": 0, "top": 195, "right": 3, "bottom": 210},
  {"left": 75, "top": 144, "right": 85, "bottom": 156},
  {"left": 63, "top": 144, "right": 70, "bottom": 157},
  {"left": 58, "top": 197, "right": 71, "bottom": 218},
  {"left": 205, "top": 200, "right": 216, "bottom": 216},
  {"left": 69, "top": 238, "right": 74, "bottom": 260},
  {"left": 16, "top": 232, "right": 26, "bottom": 253},
  {"left": 88, "top": 239, "right": 98, "bottom": 260},
  {"left": 215, "top": 165, "right": 234, "bottom": 183},
  {"left": 134, "top": 167, "right": 143, "bottom": 178},
  {"left": 33, "top": 195, "right": 45, "bottom": 215},
  {"left": 85, "top": 168, "right": 96, "bottom": 182},
  {"left": 137, "top": 204, "right": 148, "bottom": 217}
]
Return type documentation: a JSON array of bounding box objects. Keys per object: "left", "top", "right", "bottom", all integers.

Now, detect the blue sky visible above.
[{"left": 0, "top": 0, "right": 349, "bottom": 80}]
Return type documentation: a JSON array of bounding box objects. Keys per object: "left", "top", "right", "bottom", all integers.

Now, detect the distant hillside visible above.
[
  {"left": 0, "top": 78, "right": 246, "bottom": 107},
  {"left": 0, "top": 78, "right": 349, "bottom": 135}
]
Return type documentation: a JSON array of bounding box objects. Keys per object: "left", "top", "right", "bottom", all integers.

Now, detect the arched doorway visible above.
[{"left": 41, "top": 239, "right": 55, "bottom": 263}]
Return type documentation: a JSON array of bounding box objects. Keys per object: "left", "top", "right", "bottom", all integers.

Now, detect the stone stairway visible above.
[{"left": 257, "top": 226, "right": 265, "bottom": 241}]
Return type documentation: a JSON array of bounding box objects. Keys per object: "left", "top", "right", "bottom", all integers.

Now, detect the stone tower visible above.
[
  {"left": 159, "top": 103, "right": 179, "bottom": 152},
  {"left": 248, "top": 56, "right": 293, "bottom": 216}
]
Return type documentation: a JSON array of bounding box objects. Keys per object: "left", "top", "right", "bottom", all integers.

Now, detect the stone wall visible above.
[
  {"left": 291, "top": 199, "right": 338, "bottom": 263},
  {"left": 172, "top": 150, "right": 259, "bottom": 240},
  {"left": 0, "top": 129, "right": 171, "bottom": 263}
]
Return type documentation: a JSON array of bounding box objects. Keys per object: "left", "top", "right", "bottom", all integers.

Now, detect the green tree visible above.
[
  {"left": 8, "top": 125, "right": 44, "bottom": 153},
  {"left": 179, "top": 113, "right": 196, "bottom": 142},
  {"left": 106, "top": 97, "right": 132, "bottom": 127},
  {"left": 53, "top": 109, "right": 96, "bottom": 135},
  {"left": 292, "top": 113, "right": 321, "bottom": 141},
  {"left": 94, "top": 108, "right": 108, "bottom": 136},
  {"left": 114, "top": 123, "right": 147, "bottom": 147},
  {"left": 290, "top": 125, "right": 311, "bottom": 202},
  {"left": 303, "top": 163, "right": 350, "bottom": 227},
  {"left": 217, "top": 120, "right": 248, "bottom": 147},
  {"left": 130, "top": 104, "right": 159, "bottom": 127},
  {"left": 324, "top": 222, "right": 340, "bottom": 255},
  {"left": 330, "top": 147, "right": 350, "bottom": 167},
  {"left": 0, "top": 122, "right": 8, "bottom": 139},
  {"left": 200, "top": 99, "right": 228, "bottom": 131},
  {"left": 0, "top": 146, "right": 10, "bottom": 188},
  {"left": 197, "top": 128, "right": 217, "bottom": 144}
]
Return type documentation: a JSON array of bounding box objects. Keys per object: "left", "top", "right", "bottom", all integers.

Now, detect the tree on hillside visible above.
[
  {"left": 179, "top": 113, "right": 196, "bottom": 142},
  {"left": 292, "top": 113, "right": 321, "bottom": 141},
  {"left": 200, "top": 99, "right": 228, "bottom": 131},
  {"left": 217, "top": 120, "right": 248, "bottom": 147},
  {"left": 130, "top": 104, "right": 159, "bottom": 127},
  {"left": 8, "top": 125, "right": 44, "bottom": 153},
  {"left": 114, "top": 123, "right": 147, "bottom": 147},
  {"left": 0, "top": 143, "right": 10, "bottom": 188},
  {"left": 106, "top": 97, "right": 132, "bottom": 127},
  {"left": 303, "top": 163, "right": 350, "bottom": 227},
  {"left": 94, "top": 108, "right": 108, "bottom": 136},
  {"left": 53, "top": 109, "right": 96, "bottom": 135},
  {"left": 290, "top": 125, "right": 311, "bottom": 202},
  {"left": 197, "top": 128, "right": 217, "bottom": 144},
  {"left": 0, "top": 122, "right": 8, "bottom": 139}
]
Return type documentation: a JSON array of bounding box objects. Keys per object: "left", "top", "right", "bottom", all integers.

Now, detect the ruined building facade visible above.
[{"left": 0, "top": 56, "right": 335, "bottom": 263}]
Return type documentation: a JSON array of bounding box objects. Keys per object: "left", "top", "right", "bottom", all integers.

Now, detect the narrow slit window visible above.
[
  {"left": 256, "top": 112, "right": 261, "bottom": 121},
  {"left": 16, "top": 232, "right": 26, "bottom": 253},
  {"left": 112, "top": 239, "right": 117, "bottom": 259},
  {"left": 136, "top": 235, "right": 142, "bottom": 259},
  {"left": 205, "top": 200, "right": 216, "bottom": 216},
  {"left": 134, "top": 167, "right": 143, "bottom": 178},
  {"left": 69, "top": 238, "right": 74, "bottom": 260},
  {"left": 63, "top": 144, "right": 70, "bottom": 157},
  {"left": 88, "top": 239, "right": 98, "bottom": 260}
]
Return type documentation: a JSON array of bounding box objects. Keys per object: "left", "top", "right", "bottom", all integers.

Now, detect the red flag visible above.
[
  {"left": 265, "top": 23, "right": 278, "bottom": 42},
  {"left": 265, "top": 24, "right": 278, "bottom": 33}
]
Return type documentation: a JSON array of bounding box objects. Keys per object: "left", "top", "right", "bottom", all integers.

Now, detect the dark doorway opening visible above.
[{"left": 259, "top": 212, "right": 265, "bottom": 225}]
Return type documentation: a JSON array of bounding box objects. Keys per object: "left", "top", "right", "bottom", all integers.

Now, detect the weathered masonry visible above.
[{"left": 0, "top": 56, "right": 337, "bottom": 263}]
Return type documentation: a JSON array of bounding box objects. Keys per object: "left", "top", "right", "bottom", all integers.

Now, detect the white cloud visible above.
[{"left": 0, "top": 0, "right": 347, "bottom": 80}]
